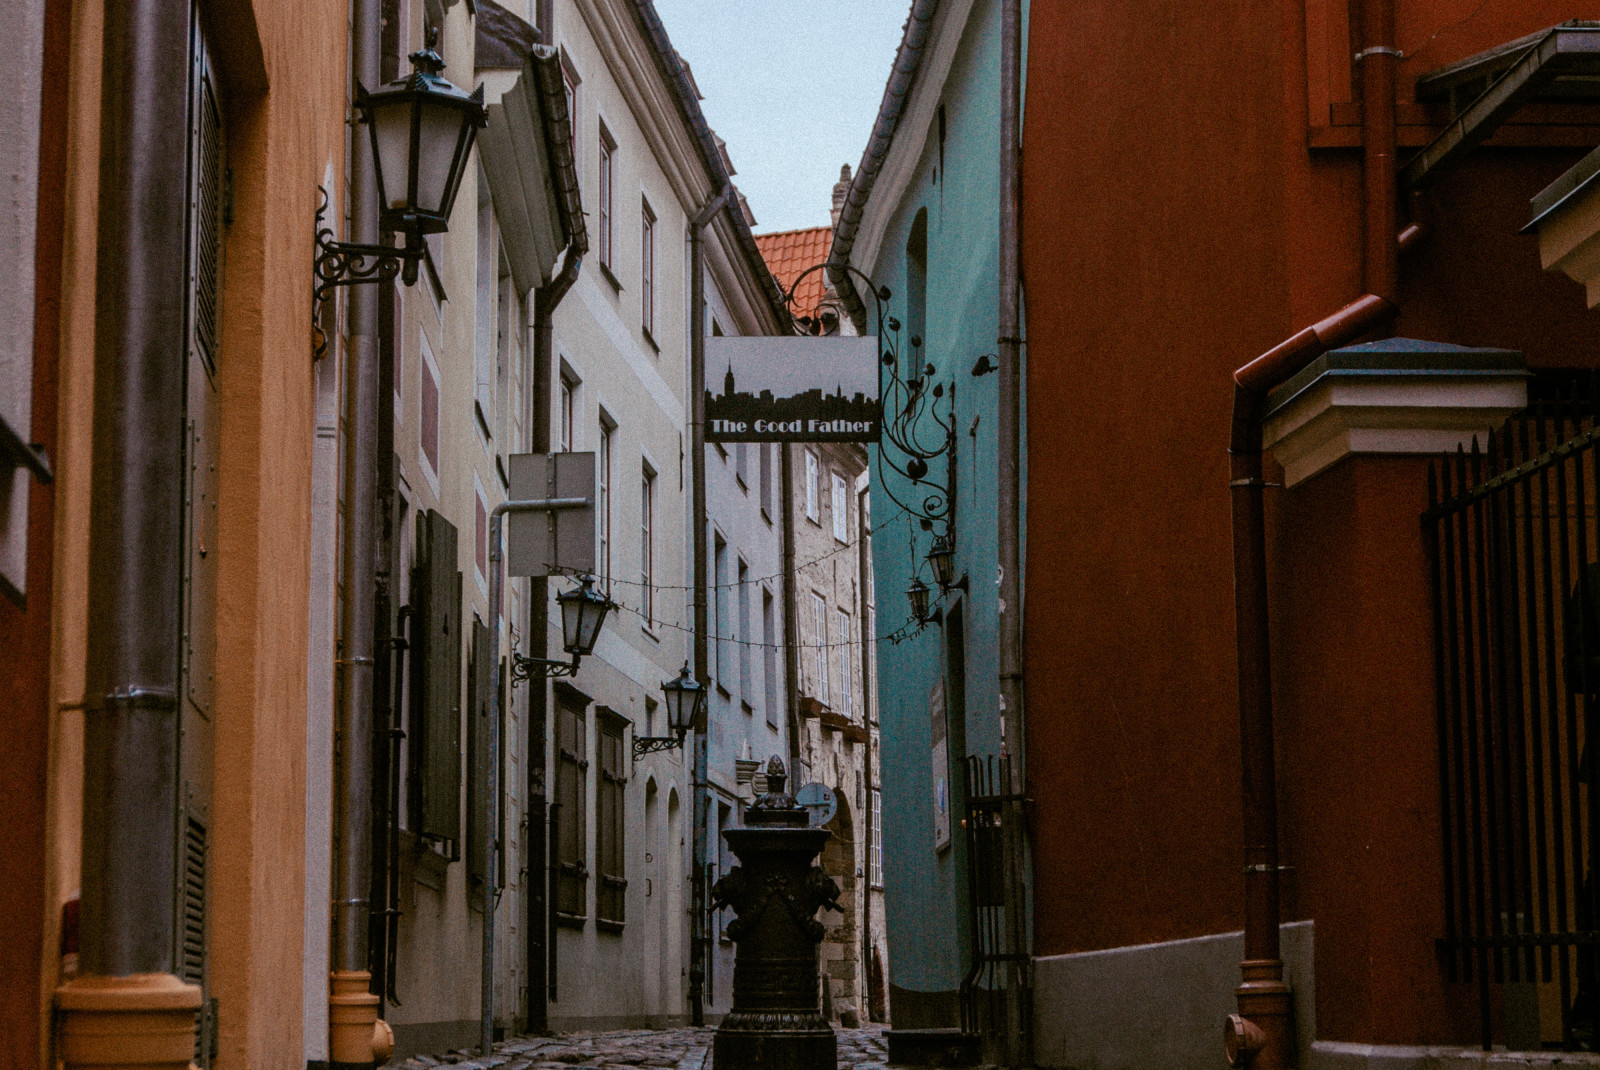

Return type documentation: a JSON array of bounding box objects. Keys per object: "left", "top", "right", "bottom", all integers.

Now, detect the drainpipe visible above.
[
  {"left": 689, "top": 181, "right": 734, "bottom": 1027},
  {"left": 996, "top": 0, "right": 1029, "bottom": 1064},
  {"left": 330, "top": 0, "right": 384, "bottom": 1063},
  {"left": 528, "top": 243, "right": 582, "bottom": 1031},
  {"left": 781, "top": 446, "right": 804, "bottom": 781},
  {"left": 1225, "top": 3, "right": 1400, "bottom": 1061},
  {"left": 858, "top": 482, "right": 875, "bottom": 1020},
  {"left": 55, "top": 0, "right": 202, "bottom": 1066}
]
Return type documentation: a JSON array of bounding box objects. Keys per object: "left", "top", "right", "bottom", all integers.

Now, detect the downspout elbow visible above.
[{"left": 692, "top": 183, "right": 735, "bottom": 232}]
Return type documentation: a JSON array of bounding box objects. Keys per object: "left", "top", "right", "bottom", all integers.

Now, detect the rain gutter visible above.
[{"left": 827, "top": 0, "right": 941, "bottom": 334}]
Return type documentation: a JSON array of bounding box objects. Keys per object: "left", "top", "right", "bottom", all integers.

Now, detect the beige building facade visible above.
[{"left": 787, "top": 442, "right": 885, "bottom": 1026}]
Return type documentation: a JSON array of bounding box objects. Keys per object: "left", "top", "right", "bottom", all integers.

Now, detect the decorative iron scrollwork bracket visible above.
[
  {"left": 632, "top": 733, "right": 687, "bottom": 758},
  {"left": 778, "top": 261, "right": 956, "bottom": 537},
  {"left": 312, "top": 186, "right": 424, "bottom": 361},
  {"left": 510, "top": 651, "right": 580, "bottom": 684}
]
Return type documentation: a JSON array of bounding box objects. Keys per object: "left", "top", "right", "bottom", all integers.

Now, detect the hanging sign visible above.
[{"left": 705, "top": 336, "right": 881, "bottom": 443}]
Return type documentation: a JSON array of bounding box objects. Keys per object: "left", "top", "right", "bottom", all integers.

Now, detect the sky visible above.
[{"left": 649, "top": 0, "right": 911, "bottom": 235}]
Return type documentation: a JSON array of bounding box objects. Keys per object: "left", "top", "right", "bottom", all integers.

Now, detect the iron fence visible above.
[
  {"left": 1426, "top": 373, "right": 1600, "bottom": 1050},
  {"left": 960, "top": 754, "right": 1029, "bottom": 1040}
]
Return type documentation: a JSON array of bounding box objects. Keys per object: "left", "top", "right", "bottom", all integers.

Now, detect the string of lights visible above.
[
  {"left": 547, "top": 506, "right": 913, "bottom": 594},
  {"left": 593, "top": 583, "right": 934, "bottom": 651}
]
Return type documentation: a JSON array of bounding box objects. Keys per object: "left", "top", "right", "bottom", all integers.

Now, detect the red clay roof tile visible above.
[{"left": 754, "top": 226, "right": 834, "bottom": 322}]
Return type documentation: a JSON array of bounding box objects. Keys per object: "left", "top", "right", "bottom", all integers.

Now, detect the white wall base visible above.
[
  {"left": 1031, "top": 921, "right": 1315, "bottom": 1070},
  {"left": 1310, "top": 1041, "right": 1600, "bottom": 1070}
]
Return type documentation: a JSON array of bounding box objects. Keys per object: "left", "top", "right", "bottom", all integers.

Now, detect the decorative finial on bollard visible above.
[{"left": 750, "top": 756, "right": 808, "bottom": 824}]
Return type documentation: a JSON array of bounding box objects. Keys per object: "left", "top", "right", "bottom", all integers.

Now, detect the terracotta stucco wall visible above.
[
  {"left": 1023, "top": 0, "right": 1600, "bottom": 1047},
  {"left": 44, "top": 0, "right": 345, "bottom": 1065}
]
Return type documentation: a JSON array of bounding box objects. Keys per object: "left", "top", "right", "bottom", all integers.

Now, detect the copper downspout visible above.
[
  {"left": 56, "top": 0, "right": 204, "bottom": 1066},
  {"left": 1225, "top": 0, "right": 1401, "bottom": 1064}
]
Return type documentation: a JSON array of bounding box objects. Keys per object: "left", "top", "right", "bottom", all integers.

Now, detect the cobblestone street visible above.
[{"left": 390, "top": 1025, "right": 892, "bottom": 1070}]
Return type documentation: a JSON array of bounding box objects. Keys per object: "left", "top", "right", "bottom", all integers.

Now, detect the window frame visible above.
[
  {"left": 738, "top": 558, "right": 752, "bottom": 711},
  {"left": 641, "top": 463, "right": 656, "bottom": 628},
  {"left": 832, "top": 471, "right": 849, "bottom": 543},
  {"left": 812, "top": 591, "right": 829, "bottom": 706},
  {"left": 597, "top": 417, "right": 613, "bottom": 592},
  {"left": 762, "top": 588, "right": 778, "bottom": 726},
  {"left": 555, "top": 690, "right": 590, "bottom": 921},
  {"left": 640, "top": 196, "right": 656, "bottom": 341},
  {"left": 596, "top": 709, "right": 628, "bottom": 928},
  {"left": 804, "top": 450, "right": 820, "bottom": 523},
  {"left": 597, "top": 121, "right": 616, "bottom": 274},
  {"left": 713, "top": 533, "right": 728, "bottom": 692},
  {"left": 836, "top": 608, "right": 852, "bottom": 720},
  {"left": 871, "top": 787, "right": 884, "bottom": 888}
]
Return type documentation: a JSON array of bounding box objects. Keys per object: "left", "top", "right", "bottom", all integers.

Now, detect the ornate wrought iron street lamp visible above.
[
  {"left": 907, "top": 577, "right": 932, "bottom": 624},
  {"left": 635, "top": 663, "right": 705, "bottom": 757},
  {"left": 313, "top": 38, "right": 487, "bottom": 356},
  {"left": 513, "top": 574, "right": 617, "bottom": 681},
  {"left": 926, "top": 531, "right": 957, "bottom": 590}
]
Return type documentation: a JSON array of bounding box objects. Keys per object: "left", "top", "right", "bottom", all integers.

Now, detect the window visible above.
[
  {"left": 735, "top": 442, "right": 748, "bottom": 489},
  {"left": 832, "top": 472, "right": 848, "bottom": 542},
  {"left": 759, "top": 443, "right": 772, "bottom": 518},
  {"left": 837, "top": 609, "right": 852, "bottom": 720},
  {"left": 420, "top": 334, "right": 440, "bottom": 478},
  {"left": 559, "top": 371, "right": 576, "bottom": 452},
  {"left": 597, "top": 420, "right": 612, "bottom": 590},
  {"left": 561, "top": 53, "right": 580, "bottom": 163},
  {"left": 641, "top": 465, "right": 655, "bottom": 626},
  {"left": 805, "top": 451, "right": 819, "bottom": 523},
  {"left": 556, "top": 692, "right": 589, "bottom": 918},
  {"left": 474, "top": 188, "right": 495, "bottom": 435},
  {"left": 597, "top": 711, "right": 628, "bottom": 926},
  {"left": 812, "top": 592, "right": 829, "bottom": 706},
  {"left": 641, "top": 197, "right": 656, "bottom": 338},
  {"left": 598, "top": 122, "right": 615, "bottom": 272},
  {"left": 714, "top": 534, "right": 728, "bottom": 689},
  {"left": 762, "top": 590, "right": 778, "bottom": 726},
  {"left": 474, "top": 479, "right": 488, "bottom": 586},
  {"left": 870, "top": 787, "right": 883, "bottom": 887},
  {"left": 738, "top": 560, "right": 752, "bottom": 709}
]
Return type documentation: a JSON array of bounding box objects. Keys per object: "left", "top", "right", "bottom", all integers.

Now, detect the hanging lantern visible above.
[
  {"left": 557, "top": 574, "right": 616, "bottom": 658},
  {"left": 907, "top": 577, "right": 932, "bottom": 623},
  {"left": 356, "top": 43, "right": 487, "bottom": 263}
]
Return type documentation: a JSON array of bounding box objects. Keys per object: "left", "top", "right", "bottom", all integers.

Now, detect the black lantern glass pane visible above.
[
  {"left": 370, "top": 96, "right": 416, "bottom": 215},
  {"left": 415, "top": 97, "right": 467, "bottom": 217},
  {"left": 663, "top": 669, "right": 701, "bottom": 734}
]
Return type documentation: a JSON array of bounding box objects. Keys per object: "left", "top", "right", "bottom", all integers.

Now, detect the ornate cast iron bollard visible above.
[{"left": 712, "top": 757, "right": 842, "bottom": 1069}]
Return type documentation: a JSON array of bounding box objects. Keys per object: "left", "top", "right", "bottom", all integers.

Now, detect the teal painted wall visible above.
[{"left": 864, "top": 0, "right": 1014, "bottom": 1017}]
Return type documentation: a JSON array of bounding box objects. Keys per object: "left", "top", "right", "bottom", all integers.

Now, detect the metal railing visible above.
[
  {"left": 1426, "top": 373, "right": 1600, "bottom": 1049},
  {"left": 960, "top": 754, "right": 1030, "bottom": 1041}
]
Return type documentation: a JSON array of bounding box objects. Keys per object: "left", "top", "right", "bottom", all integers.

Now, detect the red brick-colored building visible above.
[{"left": 1021, "top": 2, "right": 1600, "bottom": 1067}]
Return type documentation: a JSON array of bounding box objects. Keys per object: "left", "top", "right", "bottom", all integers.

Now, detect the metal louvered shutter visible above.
[{"left": 414, "top": 510, "right": 463, "bottom": 844}]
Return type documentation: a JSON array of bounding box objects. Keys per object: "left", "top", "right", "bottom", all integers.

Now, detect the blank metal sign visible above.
[{"left": 507, "top": 451, "right": 596, "bottom": 577}]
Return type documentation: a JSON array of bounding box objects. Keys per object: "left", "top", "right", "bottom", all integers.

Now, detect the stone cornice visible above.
[{"left": 572, "top": 0, "right": 784, "bottom": 336}]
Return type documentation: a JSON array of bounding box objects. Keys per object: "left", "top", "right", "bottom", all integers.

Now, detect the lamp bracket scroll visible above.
[
  {"left": 510, "top": 651, "right": 579, "bottom": 683},
  {"left": 312, "top": 187, "right": 424, "bottom": 362},
  {"left": 632, "top": 734, "right": 686, "bottom": 758}
]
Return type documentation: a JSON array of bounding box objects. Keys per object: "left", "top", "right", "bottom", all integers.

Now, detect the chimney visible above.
[{"left": 830, "top": 164, "right": 852, "bottom": 233}]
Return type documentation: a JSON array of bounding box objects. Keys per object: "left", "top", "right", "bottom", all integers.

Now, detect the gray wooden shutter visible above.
[
  {"left": 415, "top": 509, "right": 462, "bottom": 844},
  {"left": 467, "top": 617, "right": 491, "bottom": 886}
]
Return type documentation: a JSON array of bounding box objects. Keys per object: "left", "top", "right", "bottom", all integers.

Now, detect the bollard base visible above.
[{"left": 713, "top": 1011, "right": 837, "bottom": 1070}]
